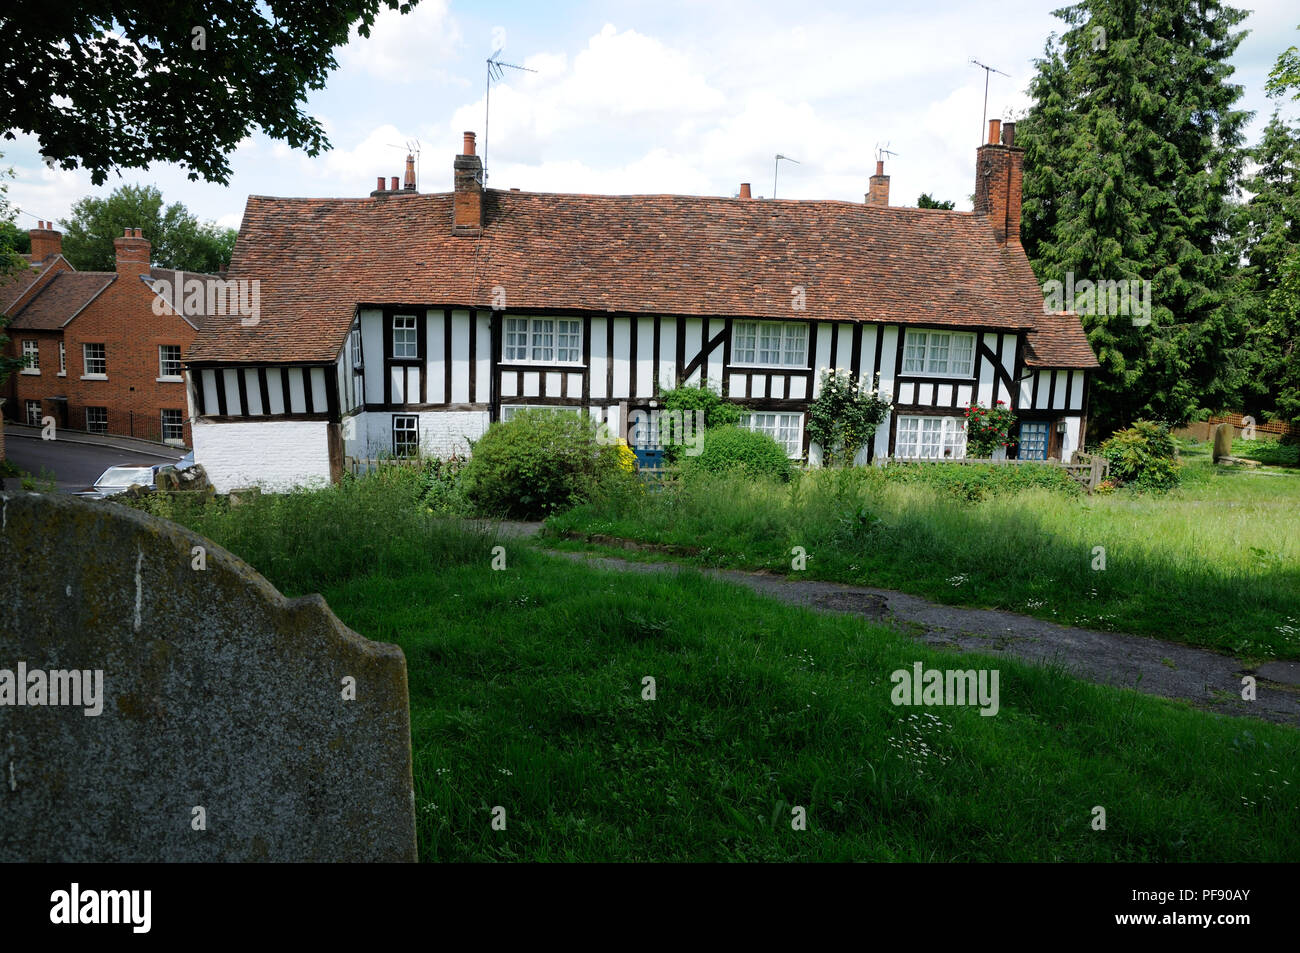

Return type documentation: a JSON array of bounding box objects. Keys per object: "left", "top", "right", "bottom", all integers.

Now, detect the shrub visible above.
[
  {"left": 657, "top": 381, "right": 742, "bottom": 462},
  {"left": 461, "top": 409, "right": 634, "bottom": 519},
  {"left": 805, "top": 370, "right": 891, "bottom": 467},
  {"left": 1100, "top": 420, "right": 1180, "bottom": 490},
  {"left": 685, "top": 425, "right": 793, "bottom": 482},
  {"left": 417, "top": 454, "right": 469, "bottom": 513},
  {"left": 964, "top": 401, "right": 1017, "bottom": 458}
]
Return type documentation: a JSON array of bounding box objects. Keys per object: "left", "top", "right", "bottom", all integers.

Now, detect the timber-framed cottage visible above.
[{"left": 184, "top": 120, "right": 1098, "bottom": 492}]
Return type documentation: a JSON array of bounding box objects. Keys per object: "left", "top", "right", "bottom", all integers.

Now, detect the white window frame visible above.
[
  {"left": 20, "top": 339, "right": 39, "bottom": 374},
  {"left": 901, "top": 330, "right": 976, "bottom": 379},
  {"left": 731, "top": 321, "right": 807, "bottom": 368},
  {"left": 85, "top": 406, "right": 108, "bottom": 434},
  {"left": 350, "top": 326, "right": 363, "bottom": 369},
  {"left": 392, "top": 314, "right": 418, "bottom": 360},
  {"left": 895, "top": 415, "right": 967, "bottom": 460},
  {"left": 392, "top": 414, "right": 419, "bottom": 457},
  {"left": 160, "top": 408, "right": 185, "bottom": 442},
  {"left": 500, "top": 405, "right": 583, "bottom": 422},
  {"left": 58, "top": 341, "right": 66, "bottom": 376},
  {"left": 739, "top": 411, "right": 804, "bottom": 458},
  {"left": 158, "top": 344, "right": 183, "bottom": 381},
  {"left": 502, "top": 317, "right": 583, "bottom": 365},
  {"left": 82, "top": 343, "right": 107, "bottom": 379},
  {"left": 25, "top": 400, "right": 42, "bottom": 426}
]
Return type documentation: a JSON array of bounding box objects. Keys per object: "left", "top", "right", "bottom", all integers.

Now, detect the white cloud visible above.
[{"left": 338, "top": 0, "right": 463, "bottom": 83}]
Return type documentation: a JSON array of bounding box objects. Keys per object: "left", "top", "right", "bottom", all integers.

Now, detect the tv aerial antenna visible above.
[
  {"left": 385, "top": 138, "right": 422, "bottom": 189},
  {"left": 484, "top": 49, "right": 536, "bottom": 185},
  {"left": 969, "top": 58, "right": 1009, "bottom": 144},
  {"left": 773, "top": 154, "right": 800, "bottom": 199},
  {"left": 876, "top": 142, "right": 899, "bottom": 164}
]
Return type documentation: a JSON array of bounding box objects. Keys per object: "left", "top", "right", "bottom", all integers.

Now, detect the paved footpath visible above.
[{"left": 548, "top": 547, "right": 1300, "bottom": 726}]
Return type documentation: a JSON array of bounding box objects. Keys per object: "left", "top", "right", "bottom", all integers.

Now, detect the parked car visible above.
[{"left": 75, "top": 464, "right": 164, "bottom": 500}]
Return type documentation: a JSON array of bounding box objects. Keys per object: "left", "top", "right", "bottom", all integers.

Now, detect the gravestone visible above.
[
  {"left": 0, "top": 491, "right": 417, "bottom": 861},
  {"left": 1212, "top": 422, "right": 1234, "bottom": 463}
]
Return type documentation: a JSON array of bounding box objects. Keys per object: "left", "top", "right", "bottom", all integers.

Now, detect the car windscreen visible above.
[{"left": 97, "top": 467, "right": 154, "bottom": 486}]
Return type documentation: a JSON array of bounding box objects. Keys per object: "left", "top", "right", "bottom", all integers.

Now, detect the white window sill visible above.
[
  {"left": 157, "top": 376, "right": 184, "bottom": 383},
  {"left": 81, "top": 374, "right": 108, "bottom": 381},
  {"left": 500, "top": 360, "right": 586, "bottom": 368},
  {"left": 19, "top": 369, "right": 40, "bottom": 376},
  {"left": 901, "top": 370, "right": 976, "bottom": 380},
  {"left": 730, "top": 361, "right": 807, "bottom": 371},
  {"left": 57, "top": 371, "right": 66, "bottom": 377}
]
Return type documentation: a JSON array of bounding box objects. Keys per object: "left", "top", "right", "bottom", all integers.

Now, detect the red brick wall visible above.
[
  {"left": 61, "top": 270, "right": 197, "bottom": 445},
  {"left": 7, "top": 330, "right": 64, "bottom": 425}
]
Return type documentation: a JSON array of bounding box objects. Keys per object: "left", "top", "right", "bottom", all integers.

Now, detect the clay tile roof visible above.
[
  {"left": 189, "top": 190, "right": 1057, "bottom": 364},
  {"left": 1025, "top": 312, "right": 1100, "bottom": 368},
  {"left": 8, "top": 271, "right": 115, "bottom": 330},
  {"left": 0, "top": 262, "right": 45, "bottom": 315},
  {"left": 146, "top": 267, "right": 224, "bottom": 327}
]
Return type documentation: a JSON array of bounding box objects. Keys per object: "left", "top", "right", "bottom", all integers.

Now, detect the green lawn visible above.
[
  {"left": 136, "top": 477, "right": 1300, "bottom": 861},
  {"left": 545, "top": 457, "right": 1300, "bottom": 661}
]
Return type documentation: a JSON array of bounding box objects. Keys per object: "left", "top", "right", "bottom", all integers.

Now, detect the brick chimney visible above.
[
  {"left": 29, "top": 221, "right": 63, "bottom": 260},
  {"left": 113, "top": 227, "right": 151, "bottom": 277},
  {"left": 453, "top": 131, "right": 483, "bottom": 236},
  {"left": 404, "top": 153, "right": 417, "bottom": 191},
  {"left": 739, "top": 183, "right": 752, "bottom": 199},
  {"left": 866, "top": 160, "right": 890, "bottom": 206},
  {"left": 973, "top": 118, "right": 1024, "bottom": 245}
]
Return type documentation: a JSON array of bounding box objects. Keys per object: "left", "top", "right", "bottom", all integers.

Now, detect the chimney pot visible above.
[
  {"left": 391, "top": 176, "right": 399, "bottom": 191},
  {"left": 988, "top": 119, "right": 1001, "bottom": 145},
  {"left": 376, "top": 176, "right": 385, "bottom": 191},
  {"left": 739, "top": 183, "right": 752, "bottom": 199},
  {"left": 875, "top": 160, "right": 884, "bottom": 176},
  {"left": 404, "top": 154, "right": 416, "bottom": 190},
  {"left": 462, "top": 131, "right": 476, "bottom": 156},
  {"left": 1001, "top": 121, "right": 1016, "bottom": 147},
  {"left": 124, "top": 228, "right": 132, "bottom": 238}
]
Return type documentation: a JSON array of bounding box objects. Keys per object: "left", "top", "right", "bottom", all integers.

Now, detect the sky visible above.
[{"left": 4, "top": 0, "right": 1299, "bottom": 234}]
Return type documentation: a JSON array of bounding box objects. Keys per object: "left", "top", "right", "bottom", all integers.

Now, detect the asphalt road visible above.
[{"left": 3, "top": 432, "right": 183, "bottom": 493}]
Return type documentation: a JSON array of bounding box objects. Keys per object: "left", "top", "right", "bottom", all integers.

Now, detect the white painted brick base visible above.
[
  {"left": 193, "top": 418, "right": 332, "bottom": 493},
  {"left": 345, "top": 410, "right": 489, "bottom": 459}
]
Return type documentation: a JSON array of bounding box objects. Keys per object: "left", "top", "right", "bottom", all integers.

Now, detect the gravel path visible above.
[{"left": 548, "top": 548, "right": 1300, "bottom": 726}]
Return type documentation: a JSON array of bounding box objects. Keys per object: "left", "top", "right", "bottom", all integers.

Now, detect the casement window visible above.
[
  {"left": 739, "top": 411, "right": 803, "bottom": 458},
  {"left": 86, "top": 407, "right": 108, "bottom": 434},
  {"left": 350, "top": 326, "right": 363, "bottom": 369},
  {"left": 161, "top": 409, "right": 185, "bottom": 443},
  {"left": 59, "top": 341, "right": 66, "bottom": 375},
  {"left": 732, "top": 321, "right": 807, "bottom": 367},
  {"left": 895, "top": 415, "right": 967, "bottom": 459},
  {"left": 25, "top": 400, "right": 42, "bottom": 426},
  {"left": 901, "top": 330, "right": 976, "bottom": 378},
  {"left": 83, "top": 343, "right": 107, "bottom": 377},
  {"left": 1018, "top": 421, "right": 1049, "bottom": 461},
  {"left": 158, "top": 345, "right": 183, "bottom": 380},
  {"left": 503, "top": 317, "right": 583, "bottom": 364},
  {"left": 392, "top": 315, "right": 418, "bottom": 360},
  {"left": 21, "top": 340, "right": 39, "bottom": 373},
  {"left": 392, "top": 414, "right": 419, "bottom": 457},
  {"left": 500, "top": 405, "right": 582, "bottom": 422}
]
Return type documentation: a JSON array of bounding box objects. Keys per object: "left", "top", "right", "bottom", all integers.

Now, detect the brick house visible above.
[
  {"left": 184, "top": 120, "right": 1099, "bottom": 492},
  {"left": 1, "top": 224, "right": 210, "bottom": 446}
]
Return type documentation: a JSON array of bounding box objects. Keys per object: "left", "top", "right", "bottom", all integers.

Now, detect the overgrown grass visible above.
[
  {"left": 143, "top": 479, "right": 1299, "bottom": 861},
  {"left": 545, "top": 463, "right": 1300, "bottom": 660}
]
